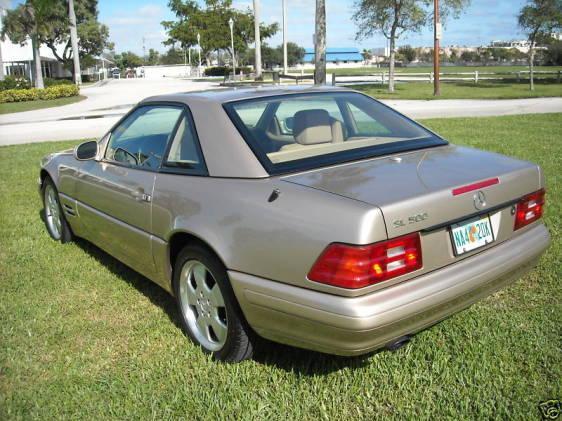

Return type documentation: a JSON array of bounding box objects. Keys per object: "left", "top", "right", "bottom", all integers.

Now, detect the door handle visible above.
[{"left": 131, "top": 188, "right": 152, "bottom": 203}]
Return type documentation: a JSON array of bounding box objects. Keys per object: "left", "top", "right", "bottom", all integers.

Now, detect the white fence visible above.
[{"left": 331, "top": 70, "right": 562, "bottom": 85}]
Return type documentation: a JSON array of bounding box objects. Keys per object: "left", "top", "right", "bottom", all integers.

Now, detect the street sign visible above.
[{"left": 435, "top": 22, "right": 442, "bottom": 40}]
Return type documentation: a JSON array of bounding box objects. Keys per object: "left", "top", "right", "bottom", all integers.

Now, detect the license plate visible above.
[{"left": 450, "top": 215, "right": 494, "bottom": 256}]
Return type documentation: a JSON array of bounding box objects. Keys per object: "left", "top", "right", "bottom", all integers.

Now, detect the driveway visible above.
[
  {"left": 1, "top": 79, "right": 561, "bottom": 146},
  {"left": 0, "top": 78, "right": 218, "bottom": 146}
]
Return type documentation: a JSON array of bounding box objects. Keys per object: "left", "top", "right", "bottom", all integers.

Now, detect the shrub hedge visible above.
[
  {"left": 204, "top": 66, "right": 253, "bottom": 76},
  {"left": 0, "top": 84, "right": 80, "bottom": 103},
  {"left": 0, "top": 76, "right": 32, "bottom": 91},
  {"left": 44, "top": 78, "right": 74, "bottom": 88}
]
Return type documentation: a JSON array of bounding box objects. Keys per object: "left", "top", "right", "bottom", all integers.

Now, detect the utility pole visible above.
[
  {"left": 0, "top": 7, "right": 5, "bottom": 81},
  {"left": 282, "top": 0, "right": 287, "bottom": 74},
  {"left": 68, "top": 0, "right": 82, "bottom": 85},
  {"left": 433, "top": 0, "right": 441, "bottom": 96},
  {"left": 253, "top": 0, "right": 262, "bottom": 79},
  {"left": 314, "top": 0, "right": 326, "bottom": 85}
]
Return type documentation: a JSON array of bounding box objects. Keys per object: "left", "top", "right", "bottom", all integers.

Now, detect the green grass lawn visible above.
[
  {"left": 0, "top": 95, "right": 86, "bottom": 115},
  {"left": 353, "top": 80, "right": 562, "bottom": 100},
  {"left": 303, "top": 65, "right": 562, "bottom": 76},
  {"left": 1, "top": 114, "right": 561, "bottom": 419}
]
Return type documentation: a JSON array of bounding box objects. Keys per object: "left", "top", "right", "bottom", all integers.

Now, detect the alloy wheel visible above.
[{"left": 178, "top": 260, "right": 228, "bottom": 351}]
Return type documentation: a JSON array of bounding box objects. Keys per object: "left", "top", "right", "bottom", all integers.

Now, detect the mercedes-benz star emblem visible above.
[{"left": 473, "top": 190, "right": 487, "bottom": 210}]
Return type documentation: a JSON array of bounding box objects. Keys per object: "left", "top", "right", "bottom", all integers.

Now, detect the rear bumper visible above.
[{"left": 229, "top": 223, "right": 550, "bottom": 356}]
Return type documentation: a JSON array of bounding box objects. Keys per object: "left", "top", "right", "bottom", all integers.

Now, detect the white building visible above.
[{"left": 1, "top": 34, "right": 112, "bottom": 82}]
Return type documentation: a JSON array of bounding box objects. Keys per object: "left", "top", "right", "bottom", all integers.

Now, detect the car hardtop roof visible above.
[{"left": 141, "top": 85, "right": 355, "bottom": 105}]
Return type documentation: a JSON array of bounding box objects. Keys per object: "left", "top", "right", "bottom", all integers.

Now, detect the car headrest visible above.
[{"left": 293, "top": 109, "right": 333, "bottom": 145}]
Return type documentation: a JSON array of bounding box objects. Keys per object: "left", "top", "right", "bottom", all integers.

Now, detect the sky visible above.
[{"left": 4, "top": 0, "right": 530, "bottom": 54}]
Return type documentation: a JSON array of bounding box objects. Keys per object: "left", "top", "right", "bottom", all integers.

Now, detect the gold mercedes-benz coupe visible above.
[{"left": 39, "top": 86, "right": 550, "bottom": 362}]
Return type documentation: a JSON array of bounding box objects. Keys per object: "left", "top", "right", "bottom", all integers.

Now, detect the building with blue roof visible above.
[{"left": 303, "top": 48, "right": 364, "bottom": 63}]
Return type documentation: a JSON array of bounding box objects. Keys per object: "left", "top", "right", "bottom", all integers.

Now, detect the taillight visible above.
[
  {"left": 308, "top": 233, "right": 422, "bottom": 289},
  {"left": 514, "top": 189, "right": 545, "bottom": 230}
]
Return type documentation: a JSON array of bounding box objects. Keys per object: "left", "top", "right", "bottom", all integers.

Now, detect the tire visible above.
[
  {"left": 42, "top": 178, "right": 73, "bottom": 243},
  {"left": 173, "top": 244, "right": 255, "bottom": 362}
]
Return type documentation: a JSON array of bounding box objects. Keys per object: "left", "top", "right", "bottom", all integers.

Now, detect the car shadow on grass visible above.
[{"left": 59, "top": 228, "right": 378, "bottom": 374}]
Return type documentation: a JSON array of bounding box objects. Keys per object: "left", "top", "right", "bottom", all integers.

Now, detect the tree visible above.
[
  {"left": 361, "top": 48, "right": 373, "bottom": 63},
  {"left": 38, "top": 0, "right": 110, "bottom": 81},
  {"left": 352, "top": 0, "right": 470, "bottom": 93},
  {"left": 518, "top": 0, "right": 562, "bottom": 90},
  {"left": 1, "top": 0, "right": 55, "bottom": 88},
  {"left": 114, "top": 51, "right": 143, "bottom": 69},
  {"left": 285, "top": 42, "right": 305, "bottom": 66},
  {"left": 449, "top": 48, "right": 459, "bottom": 63},
  {"left": 146, "top": 48, "right": 161, "bottom": 65},
  {"left": 545, "top": 39, "right": 562, "bottom": 65},
  {"left": 253, "top": 0, "right": 262, "bottom": 79},
  {"left": 314, "top": 0, "right": 326, "bottom": 85},
  {"left": 68, "top": 0, "right": 81, "bottom": 84},
  {"left": 162, "top": 0, "right": 278, "bottom": 67},
  {"left": 460, "top": 50, "right": 478, "bottom": 63},
  {"left": 241, "top": 42, "right": 304, "bottom": 68},
  {"left": 160, "top": 47, "right": 185, "bottom": 64},
  {"left": 398, "top": 45, "right": 416, "bottom": 64}
]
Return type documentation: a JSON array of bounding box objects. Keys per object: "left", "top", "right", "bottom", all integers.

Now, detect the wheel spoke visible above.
[
  {"left": 210, "top": 316, "right": 227, "bottom": 343},
  {"left": 209, "top": 284, "right": 225, "bottom": 307},
  {"left": 196, "top": 315, "right": 209, "bottom": 340},
  {"left": 192, "top": 264, "right": 207, "bottom": 286}
]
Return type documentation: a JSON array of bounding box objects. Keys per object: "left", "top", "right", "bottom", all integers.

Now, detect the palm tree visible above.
[
  {"left": 253, "top": 0, "right": 262, "bottom": 79},
  {"left": 68, "top": 0, "right": 82, "bottom": 85},
  {"left": 314, "top": 0, "right": 326, "bottom": 85}
]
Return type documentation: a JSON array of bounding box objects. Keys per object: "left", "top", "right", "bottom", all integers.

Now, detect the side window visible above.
[
  {"left": 105, "top": 106, "right": 183, "bottom": 170},
  {"left": 274, "top": 98, "right": 344, "bottom": 135},
  {"left": 165, "top": 112, "right": 206, "bottom": 173},
  {"left": 347, "top": 103, "right": 391, "bottom": 136},
  {"left": 231, "top": 102, "right": 267, "bottom": 128}
]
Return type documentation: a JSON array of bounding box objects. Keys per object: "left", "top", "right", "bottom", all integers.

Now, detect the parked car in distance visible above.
[{"left": 39, "top": 86, "right": 550, "bottom": 362}]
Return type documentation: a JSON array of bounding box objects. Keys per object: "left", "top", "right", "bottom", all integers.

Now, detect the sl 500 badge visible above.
[{"left": 393, "top": 212, "right": 429, "bottom": 228}]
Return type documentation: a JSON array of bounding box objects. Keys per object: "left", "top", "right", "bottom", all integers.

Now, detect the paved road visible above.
[{"left": 1, "top": 79, "right": 561, "bottom": 146}]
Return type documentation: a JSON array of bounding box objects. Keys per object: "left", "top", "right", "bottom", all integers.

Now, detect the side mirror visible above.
[{"left": 74, "top": 140, "right": 98, "bottom": 161}]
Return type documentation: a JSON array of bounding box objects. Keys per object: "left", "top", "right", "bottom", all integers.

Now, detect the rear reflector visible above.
[
  {"left": 452, "top": 178, "right": 499, "bottom": 196},
  {"left": 514, "top": 189, "right": 545, "bottom": 230},
  {"left": 308, "top": 233, "right": 422, "bottom": 289}
]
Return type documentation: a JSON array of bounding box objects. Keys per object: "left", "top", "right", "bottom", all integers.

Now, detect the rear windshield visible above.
[{"left": 224, "top": 91, "right": 447, "bottom": 174}]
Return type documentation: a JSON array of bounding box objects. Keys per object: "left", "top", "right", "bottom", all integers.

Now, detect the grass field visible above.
[
  {"left": 353, "top": 80, "right": 562, "bottom": 100},
  {"left": 0, "top": 95, "right": 86, "bottom": 115},
  {"left": 1, "top": 114, "right": 561, "bottom": 419},
  {"left": 302, "top": 65, "right": 562, "bottom": 76}
]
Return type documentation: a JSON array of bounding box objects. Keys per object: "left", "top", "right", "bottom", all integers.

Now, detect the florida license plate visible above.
[{"left": 450, "top": 215, "right": 494, "bottom": 256}]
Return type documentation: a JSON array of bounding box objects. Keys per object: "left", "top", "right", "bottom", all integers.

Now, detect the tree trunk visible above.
[
  {"left": 528, "top": 46, "right": 535, "bottom": 91},
  {"left": 388, "top": 35, "right": 396, "bottom": 93},
  {"left": 31, "top": 35, "right": 44, "bottom": 89},
  {"left": 314, "top": 0, "right": 326, "bottom": 85},
  {"left": 68, "top": 0, "right": 82, "bottom": 85},
  {"left": 253, "top": 0, "right": 262, "bottom": 79}
]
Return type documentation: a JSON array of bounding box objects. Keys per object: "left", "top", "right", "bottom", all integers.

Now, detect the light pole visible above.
[
  {"left": 282, "top": 0, "right": 287, "bottom": 74},
  {"left": 197, "top": 32, "right": 202, "bottom": 77},
  {"left": 229, "top": 17, "right": 236, "bottom": 78}
]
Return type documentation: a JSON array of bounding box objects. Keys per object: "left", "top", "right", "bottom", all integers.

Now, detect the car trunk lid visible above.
[{"left": 282, "top": 145, "right": 541, "bottom": 238}]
